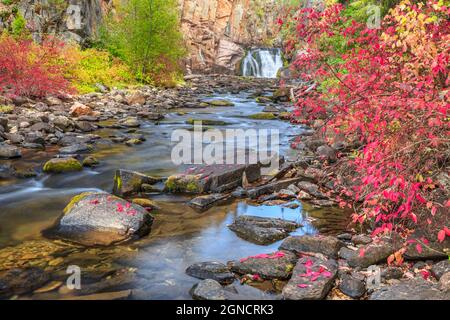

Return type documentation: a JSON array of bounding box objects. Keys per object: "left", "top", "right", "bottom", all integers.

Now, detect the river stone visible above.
[
  {"left": 186, "top": 262, "right": 235, "bottom": 284},
  {"left": 316, "top": 145, "right": 337, "bottom": 163},
  {"left": 206, "top": 99, "right": 235, "bottom": 107},
  {"left": 59, "top": 143, "right": 92, "bottom": 154},
  {"left": 228, "top": 215, "right": 300, "bottom": 245},
  {"left": 282, "top": 256, "right": 338, "bottom": 300},
  {"left": 370, "top": 278, "right": 450, "bottom": 300},
  {"left": 45, "top": 192, "right": 154, "bottom": 246},
  {"left": 228, "top": 250, "right": 298, "bottom": 280},
  {"left": 279, "top": 235, "right": 344, "bottom": 258},
  {"left": 112, "top": 169, "right": 162, "bottom": 197},
  {"left": 188, "top": 194, "right": 230, "bottom": 211},
  {"left": 381, "top": 267, "right": 404, "bottom": 280},
  {"left": 247, "top": 178, "right": 303, "bottom": 199},
  {"left": 43, "top": 158, "right": 83, "bottom": 174},
  {"left": 0, "top": 143, "right": 21, "bottom": 159},
  {"left": 338, "top": 242, "right": 394, "bottom": 268},
  {"left": 165, "top": 164, "right": 261, "bottom": 194},
  {"left": 431, "top": 260, "right": 450, "bottom": 280},
  {"left": 190, "top": 279, "right": 227, "bottom": 300},
  {"left": 339, "top": 273, "right": 366, "bottom": 299},
  {"left": 352, "top": 234, "right": 373, "bottom": 245},
  {"left": 0, "top": 268, "right": 50, "bottom": 299}
]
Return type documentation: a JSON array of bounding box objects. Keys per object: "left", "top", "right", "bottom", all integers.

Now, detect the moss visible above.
[
  {"left": 165, "top": 175, "right": 202, "bottom": 193},
  {"left": 248, "top": 113, "right": 277, "bottom": 120},
  {"left": 63, "top": 192, "right": 93, "bottom": 215},
  {"left": 0, "top": 105, "right": 14, "bottom": 114},
  {"left": 186, "top": 181, "right": 201, "bottom": 193},
  {"left": 43, "top": 158, "right": 83, "bottom": 174},
  {"left": 206, "top": 99, "right": 235, "bottom": 107},
  {"left": 114, "top": 173, "right": 122, "bottom": 192}
]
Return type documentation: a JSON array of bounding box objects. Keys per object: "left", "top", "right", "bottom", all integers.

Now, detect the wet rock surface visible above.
[
  {"left": 186, "top": 262, "right": 235, "bottom": 284},
  {"left": 228, "top": 215, "right": 301, "bottom": 245},
  {"left": 282, "top": 256, "right": 338, "bottom": 300},
  {"left": 0, "top": 268, "right": 50, "bottom": 299},
  {"left": 45, "top": 192, "right": 154, "bottom": 246}
]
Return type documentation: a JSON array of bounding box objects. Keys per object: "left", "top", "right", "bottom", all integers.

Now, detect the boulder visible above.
[
  {"left": 282, "top": 256, "right": 338, "bottom": 300},
  {"left": 190, "top": 279, "right": 227, "bottom": 300},
  {"left": 186, "top": 262, "right": 235, "bottom": 284},
  {"left": 70, "top": 102, "right": 93, "bottom": 117},
  {"left": 296, "top": 181, "right": 327, "bottom": 199},
  {"left": 339, "top": 242, "right": 394, "bottom": 268},
  {"left": 188, "top": 194, "right": 230, "bottom": 211},
  {"left": 229, "top": 251, "right": 298, "bottom": 280},
  {"left": 165, "top": 164, "right": 261, "bottom": 194},
  {"left": 59, "top": 143, "right": 92, "bottom": 155},
  {"left": 82, "top": 156, "right": 100, "bottom": 167},
  {"left": 370, "top": 278, "right": 450, "bottom": 300},
  {"left": 228, "top": 215, "right": 300, "bottom": 245},
  {"left": 112, "top": 169, "right": 162, "bottom": 197},
  {"left": 43, "top": 158, "right": 83, "bottom": 174},
  {"left": 0, "top": 143, "right": 21, "bottom": 159},
  {"left": 279, "top": 235, "right": 344, "bottom": 258},
  {"left": 205, "top": 99, "right": 235, "bottom": 107},
  {"left": 44, "top": 192, "right": 154, "bottom": 246},
  {"left": 352, "top": 234, "right": 373, "bottom": 245},
  {"left": 431, "top": 260, "right": 450, "bottom": 280}
]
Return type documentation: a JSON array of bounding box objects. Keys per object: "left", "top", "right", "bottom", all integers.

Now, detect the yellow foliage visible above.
[{"left": 62, "top": 45, "right": 135, "bottom": 94}]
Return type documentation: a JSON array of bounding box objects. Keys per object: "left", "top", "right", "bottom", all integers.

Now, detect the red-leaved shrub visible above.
[
  {"left": 0, "top": 35, "right": 72, "bottom": 98},
  {"left": 281, "top": 0, "right": 449, "bottom": 251}
]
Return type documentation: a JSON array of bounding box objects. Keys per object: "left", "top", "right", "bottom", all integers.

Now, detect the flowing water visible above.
[
  {"left": 0, "top": 90, "right": 350, "bottom": 299},
  {"left": 241, "top": 48, "right": 284, "bottom": 78}
]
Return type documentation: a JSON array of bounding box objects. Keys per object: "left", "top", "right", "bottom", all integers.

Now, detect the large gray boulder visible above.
[
  {"left": 279, "top": 235, "right": 344, "bottom": 258},
  {"left": 45, "top": 192, "right": 153, "bottom": 246},
  {"left": 228, "top": 215, "right": 300, "bottom": 245}
]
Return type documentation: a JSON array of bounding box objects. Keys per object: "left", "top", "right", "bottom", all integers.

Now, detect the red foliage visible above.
[
  {"left": 0, "top": 35, "right": 72, "bottom": 98},
  {"left": 284, "top": 1, "right": 449, "bottom": 243}
]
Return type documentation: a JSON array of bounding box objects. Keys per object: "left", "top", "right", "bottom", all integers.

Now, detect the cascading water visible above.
[{"left": 241, "top": 48, "right": 283, "bottom": 78}]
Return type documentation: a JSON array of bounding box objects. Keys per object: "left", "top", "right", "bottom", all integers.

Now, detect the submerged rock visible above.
[
  {"left": 282, "top": 256, "right": 338, "bottom": 300},
  {"left": 59, "top": 143, "right": 92, "bottom": 155},
  {"left": 43, "top": 158, "right": 83, "bottom": 174},
  {"left": 45, "top": 192, "right": 154, "bottom": 246},
  {"left": 228, "top": 215, "right": 301, "bottom": 245},
  {"left": 186, "top": 262, "right": 235, "bottom": 284},
  {"left": 112, "top": 169, "right": 162, "bottom": 197},
  {"left": 0, "top": 268, "right": 50, "bottom": 299},
  {"left": 279, "top": 235, "right": 344, "bottom": 258},
  {"left": 229, "top": 251, "right": 298, "bottom": 280}
]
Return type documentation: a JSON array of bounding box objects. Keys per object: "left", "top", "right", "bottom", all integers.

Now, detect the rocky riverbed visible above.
[{"left": 0, "top": 75, "right": 448, "bottom": 300}]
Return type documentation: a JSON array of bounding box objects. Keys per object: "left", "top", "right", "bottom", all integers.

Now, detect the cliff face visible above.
[
  {"left": 180, "top": 0, "right": 282, "bottom": 73},
  {"left": 0, "top": 0, "right": 280, "bottom": 74}
]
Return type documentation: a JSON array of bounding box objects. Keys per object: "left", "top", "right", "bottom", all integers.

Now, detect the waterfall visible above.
[{"left": 241, "top": 48, "right": 283, "bottom": 78}]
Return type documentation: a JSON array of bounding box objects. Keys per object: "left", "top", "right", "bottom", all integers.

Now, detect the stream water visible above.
[{"left": 0, "top": 90, "right": 350, "bottom": 299}]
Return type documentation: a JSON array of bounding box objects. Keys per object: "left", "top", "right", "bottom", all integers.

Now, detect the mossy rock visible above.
[
  {"left": 132, "top": 198, "right": 161, "bottom": 210},
  {"left": 164, "top": 175, "right": 204, "bottom": 194},
  {"left": 125, "top": 139, "right": 143, "bottom": 146},
  {"left": 0, "top": 105, "right": 14, "bottom": 114},
  {"left": 248, "top": 113, "right": 277, "bottom": 120},
  {"left": 82, "top": 156, "right": 100, "bottom": 167},
  {"left": 255, "top": 96, "right": 273, "bottom": 104},
  {"left": 206, "top": 99, "right": 235, "bottom": 107},
  {"left": 186, "top": 119, "right": 230, "bottom": 126},
  {"left": 278, "top": 112, "right": 292, "bottom": 120},
  {"left": 63, "top": 192, "right": 94, "bottom": 215},
  {"left": 43, "top": 158, "right": 83, "bottom": 174}
]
